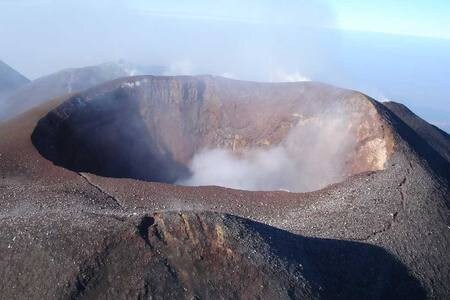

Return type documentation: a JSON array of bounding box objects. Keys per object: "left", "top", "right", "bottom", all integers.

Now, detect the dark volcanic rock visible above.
[
  {"left": 383, "top": 101, "right": 450, "bottom": 162},
  {"left": 0, "top": 211, "right": 425, "bottom": 299},
  {"left": 31, "top": 76, "right": 394, "bottom": 189},
  {"left": 0, "top": 75, "right": 449, "bottom": 299}
]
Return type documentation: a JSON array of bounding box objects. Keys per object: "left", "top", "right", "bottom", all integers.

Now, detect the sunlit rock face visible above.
[
  {"left": 32, "top": 75, "right": 394, "bottom": 192},
  {"left": 2, "top": 74, "right": 448, "bottom": 299}
]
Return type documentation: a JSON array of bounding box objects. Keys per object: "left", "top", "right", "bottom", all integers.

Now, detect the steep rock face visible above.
[
  {"left": 0, "top": 75, "right": 448, "bottom": 298},
  {"left": 31, "top": 76, "right": 394, "bottom": 190},
  {"left": 383, "top": 101, "right": 450, "bottom": 162},
  {"left": 0, "top": 211, "right": 424, "bottom": 299}
]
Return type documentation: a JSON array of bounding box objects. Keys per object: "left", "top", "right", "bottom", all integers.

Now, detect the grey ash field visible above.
[{"left": 0, "top": 67, "right": 449, "bottom": 299}]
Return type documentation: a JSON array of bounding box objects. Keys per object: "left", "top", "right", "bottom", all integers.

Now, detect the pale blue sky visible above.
[
  {"left": 0, "top": 0, "right": 450, "bottom": 38},
  {"left": 0, "top": 0, "right": 449, "bottom": 131},
  {"left": 128, "top": 0, "right": 450, "bottom": 38},
  {"left": 126, "top": 0, "right": 450, "bottom": 39},
  {"left": 3, "top": 1, "right": 449, "bottom": 38},
  {"left": 328, "top": 0, "right": 450, "bottom": 39}
]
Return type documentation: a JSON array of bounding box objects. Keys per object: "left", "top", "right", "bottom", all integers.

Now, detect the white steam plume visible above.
[
  {"left": 270, "top": 70, "right": 311, "bottom": 82},
  {"left": 163, "top": 60, "right": 195, "bottom": 76},
  {"left": 177, "top": 113, "right": 355, "bottom": 192}
]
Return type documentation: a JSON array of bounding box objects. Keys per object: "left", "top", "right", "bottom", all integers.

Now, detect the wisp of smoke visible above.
[
  {"left": 0, "top": 0, "right": 338, "bottom": 81},
  {"left": 177, "top": 113, "right": 355, "bottom": 192}
]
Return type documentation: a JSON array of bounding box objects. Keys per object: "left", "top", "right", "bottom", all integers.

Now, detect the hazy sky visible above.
[
  {"left": 1, "top": 0, "right": 449, "bottom": 131},
  {"left": 329, "top": 0, "right": 450, "bottom": 39},
  {"left": 0, "top": 0, "right": 338, "bottom": 78},
  {"left": 1, "top": 0, "right": 449, "bottom": 77}
]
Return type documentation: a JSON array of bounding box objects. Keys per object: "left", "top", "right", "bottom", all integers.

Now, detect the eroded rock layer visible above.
[
  {"left": 0, "top": 76, "right": 448, "bottom": 299},
  {"left": 32, "top": 76, "right": 394, "bottom": 190},
  {"left": 0, "top": 211, "right": 425, "bottom": 299}
]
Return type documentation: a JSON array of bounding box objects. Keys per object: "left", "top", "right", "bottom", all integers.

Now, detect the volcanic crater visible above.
[
  {"left": 1, "top": 75, "right": 449, "bottom": 299},
  {"left": 31, "top": 76, "right": 394, "bottom": 192}
]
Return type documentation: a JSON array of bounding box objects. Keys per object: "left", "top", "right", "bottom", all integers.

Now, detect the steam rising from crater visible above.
[
  {"left": 32, "top": 77, "right": 390, "bottom": 193},
  {"left": 178, "top": 115, "right": 355, "bottom": 192}
]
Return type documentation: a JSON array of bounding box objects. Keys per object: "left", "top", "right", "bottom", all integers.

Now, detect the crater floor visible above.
[
  {"left": 32, "top": 76, "right": 393, "bottom": 192},
  {"left": 0, "top": 76, "right": 448, "bottom": 299}
]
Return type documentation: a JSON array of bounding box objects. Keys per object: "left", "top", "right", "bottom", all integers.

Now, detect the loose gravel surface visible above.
[{"left": 0, "top": 78, "right": 448, "bottom": 299}]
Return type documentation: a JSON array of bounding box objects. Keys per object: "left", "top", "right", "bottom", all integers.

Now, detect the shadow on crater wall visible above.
[
  {"left": 31, "top": 88, "right": 190, "bottom": 183},
  {"left": 31, "top": 76, "right": 395, "bottom": 190},
  {"left": 243, "top": 217, "right": 427, "bottom": 299},
  {"left": 58, "top": 212, "right": 427, "bottom": 299}
]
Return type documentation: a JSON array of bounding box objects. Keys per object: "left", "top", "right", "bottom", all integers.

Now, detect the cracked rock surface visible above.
[
  {"left": 0, "top": 211, "right": 426, "bottom": 299},
  {"left": 0, "top": 76, "right": 449, "bottom": 299}
]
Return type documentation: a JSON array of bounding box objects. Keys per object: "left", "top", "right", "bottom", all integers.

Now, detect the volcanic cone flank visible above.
[{"left": 31, "top": 76, "right": 394, "bottom": 192}]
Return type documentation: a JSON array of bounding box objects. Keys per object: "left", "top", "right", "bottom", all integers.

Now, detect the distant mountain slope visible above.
[
  {"left": 0, "top": 76, "right": 448, "bottom": 298},
  {"left": 0, "top": 60, "right": 30, "bottom": 99},
  {"left": 0, "top": 62, "right": 165, "bottom": 122},
  {"left": 383, "top": 101, "right": 450, "bottom": 162}
]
